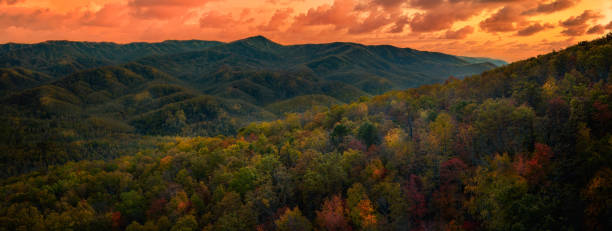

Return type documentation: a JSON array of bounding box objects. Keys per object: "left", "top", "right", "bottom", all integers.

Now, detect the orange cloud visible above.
[
  {"left": 291, "top": 0, "right": 358, "bottom": 31},
  {"left": 480, "top": 6, "right": 526, "bottom": 33},
  {"left": 81, "top": 4, "right": 130, "bottom": 27},
  {"left": 0, "top": 0, "right": 609, "bottom": 62},
  {"left": 0, "top": 7, "right": 78, "bottom": 30},
  {"left": 408, "top": 1, "right": 485, "bottom": 33},
  {"left": 560, "top": 10, "right": 602, "bottom": 27},
  {"left": 522, "top": 0, "right": 578, "bottom": 15},
  {"left": 200, "top": 11, "right": 238, "bottom": 28},
  {"left": 129, "top": 0, "right": 213, "bottom": 19},
  {"left": 0, "top": 0, "right": 21, "bottom": 5},
  {"left": 258, "top": 8, "right": 293, "bottom": 31},
  {"left": 586, "top": 24, "right": 605, "bottom": 34},
  {"left": 444, "top": 25, "right": 474, "bottom": 39},
  {"left": 516, "top": 22, "right": 555, "bottom": 36},
  {"left": 559, "top": 10, "right": 603, "bottom": 36}
]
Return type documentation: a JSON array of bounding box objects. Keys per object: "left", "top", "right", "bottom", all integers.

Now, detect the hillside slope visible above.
[{"left": 0, "top": 35, "right": 609, "bottom": 230}]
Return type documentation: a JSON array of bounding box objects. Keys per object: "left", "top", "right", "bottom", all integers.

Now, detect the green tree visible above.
[
  {"left": 171, "top": 215, "right": 198, "bottom": 231},
  {"left": 358, "top": 122, "right": 379, "bottom": 148},
  {"left": 275, "top": 207, "right": 312, "bottom": 231}
]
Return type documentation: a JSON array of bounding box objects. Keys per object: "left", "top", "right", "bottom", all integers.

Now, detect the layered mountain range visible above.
[
  {"left": 0, "top": 36, "right": 505, "bottom": 176},
  {"left": 0, "top": 36, "right": 504, "bottom": 135}
]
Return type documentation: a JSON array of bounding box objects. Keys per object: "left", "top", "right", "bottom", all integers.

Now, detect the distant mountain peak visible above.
[
  {"left": 243, "top": 35, "right": 273, "bottom": 42},
  {"left": 233, "top": 35, "right": 281, "bottom": 48}
]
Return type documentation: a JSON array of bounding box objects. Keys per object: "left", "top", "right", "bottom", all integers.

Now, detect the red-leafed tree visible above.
[
  {"left": 316, "top": 195, "right": 351, "bottom": 231},
  {"left": 111, "top": 211, "right": 123, "bottom": 230},
  {"left": 405, "top": 174, "right": 427, "bottom": 231},
  {"left": 514, "top": 143, "right": 554, "bottom": 184},
  {"left": 146, "top": 198, "right": 167, "bottom": 219},
  {"left": 434, "top": 158, "right": 468, "bottom": 222}
]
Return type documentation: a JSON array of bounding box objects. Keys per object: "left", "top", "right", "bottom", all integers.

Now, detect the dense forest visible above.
[
  {"left": 0, "top": 36, "right": 505, "bottom": 177},
  {"left": 1, "top": 34, "right": 611, "bottom": 231}
]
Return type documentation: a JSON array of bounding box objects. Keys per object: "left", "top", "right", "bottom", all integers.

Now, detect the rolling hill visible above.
[
  {"left": 0, "top": 36, "right": 506, "bottom": 176},
  {"left": 0, "top": 34, "right": 609, "bottom": 231},
  {"left": 0, "top": 35, "right": 505, "bottom": 111}
]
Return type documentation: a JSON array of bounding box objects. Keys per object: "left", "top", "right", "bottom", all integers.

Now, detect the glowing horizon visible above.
[{"left": 0, "top": 0, "right": 610, "bottom": 62}]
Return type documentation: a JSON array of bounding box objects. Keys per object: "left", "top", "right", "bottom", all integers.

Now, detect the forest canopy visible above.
[{"left": 0, "top": 34, "right": 611, "bottom": 230}]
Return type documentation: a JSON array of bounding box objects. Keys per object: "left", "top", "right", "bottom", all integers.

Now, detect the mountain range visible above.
[
  {"left": 0, "top": 34, "right": 609, "bottom": 230},
  {"left": 0, "top": 36, "right": 505, "bottom": 133},
  {"left": 0, "top": 36, "right": 505, "bottom": 176}
]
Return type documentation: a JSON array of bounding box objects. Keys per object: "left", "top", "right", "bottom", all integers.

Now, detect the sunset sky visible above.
[{"left": 0, "top": 0, "right": 611, "bottom": 61}]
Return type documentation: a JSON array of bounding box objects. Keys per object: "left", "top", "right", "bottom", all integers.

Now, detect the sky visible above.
[{"left": 0, "top": 0, "right": 611, "bottom": 61}]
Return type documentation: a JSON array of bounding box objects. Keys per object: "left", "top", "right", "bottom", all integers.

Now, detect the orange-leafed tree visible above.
[{"left": 316, "top": 195, "right": 351, "bottom": 231}]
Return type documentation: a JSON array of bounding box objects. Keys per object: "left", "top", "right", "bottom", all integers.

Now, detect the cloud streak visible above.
[{"left": 559, "top": 10, "right": 603, "bottom": 36}]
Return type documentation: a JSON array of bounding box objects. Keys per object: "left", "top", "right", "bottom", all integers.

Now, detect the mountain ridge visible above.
[{"left": 0, "top": 34, "right": 609, "bottom": 230}]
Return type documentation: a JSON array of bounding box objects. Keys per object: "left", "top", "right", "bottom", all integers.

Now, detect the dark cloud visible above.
[
  {"left": 559, "top": 10, "right": 603, "bottom": 36},
  {"left": 444, "top": 25, "right": 474, "bottom": 39},
  {"left": 586, "top": 24, "right": 605, "bottom": 34},
  {"left": 522, "top": 0, "right": 577, "bottom": 15},
  {"left": 559, "top": 10, "right": 601, "bottom": 27},
  {"left": 606, "top": 21, "right": 612, "bottom": 30},
  {"left": 561, "top": 25, "right": 588, "bottom": 36},
  {"left": 516, "top": 22, "right": 554, "bottom": 36}
]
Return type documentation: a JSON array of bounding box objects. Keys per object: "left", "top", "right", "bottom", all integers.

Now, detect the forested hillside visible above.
[
  {"left": 1, "top": 34, "right": 610, "bottom": 231},
  {"left": 0, "top": 36, "right": 504, "bottom": 177}
]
